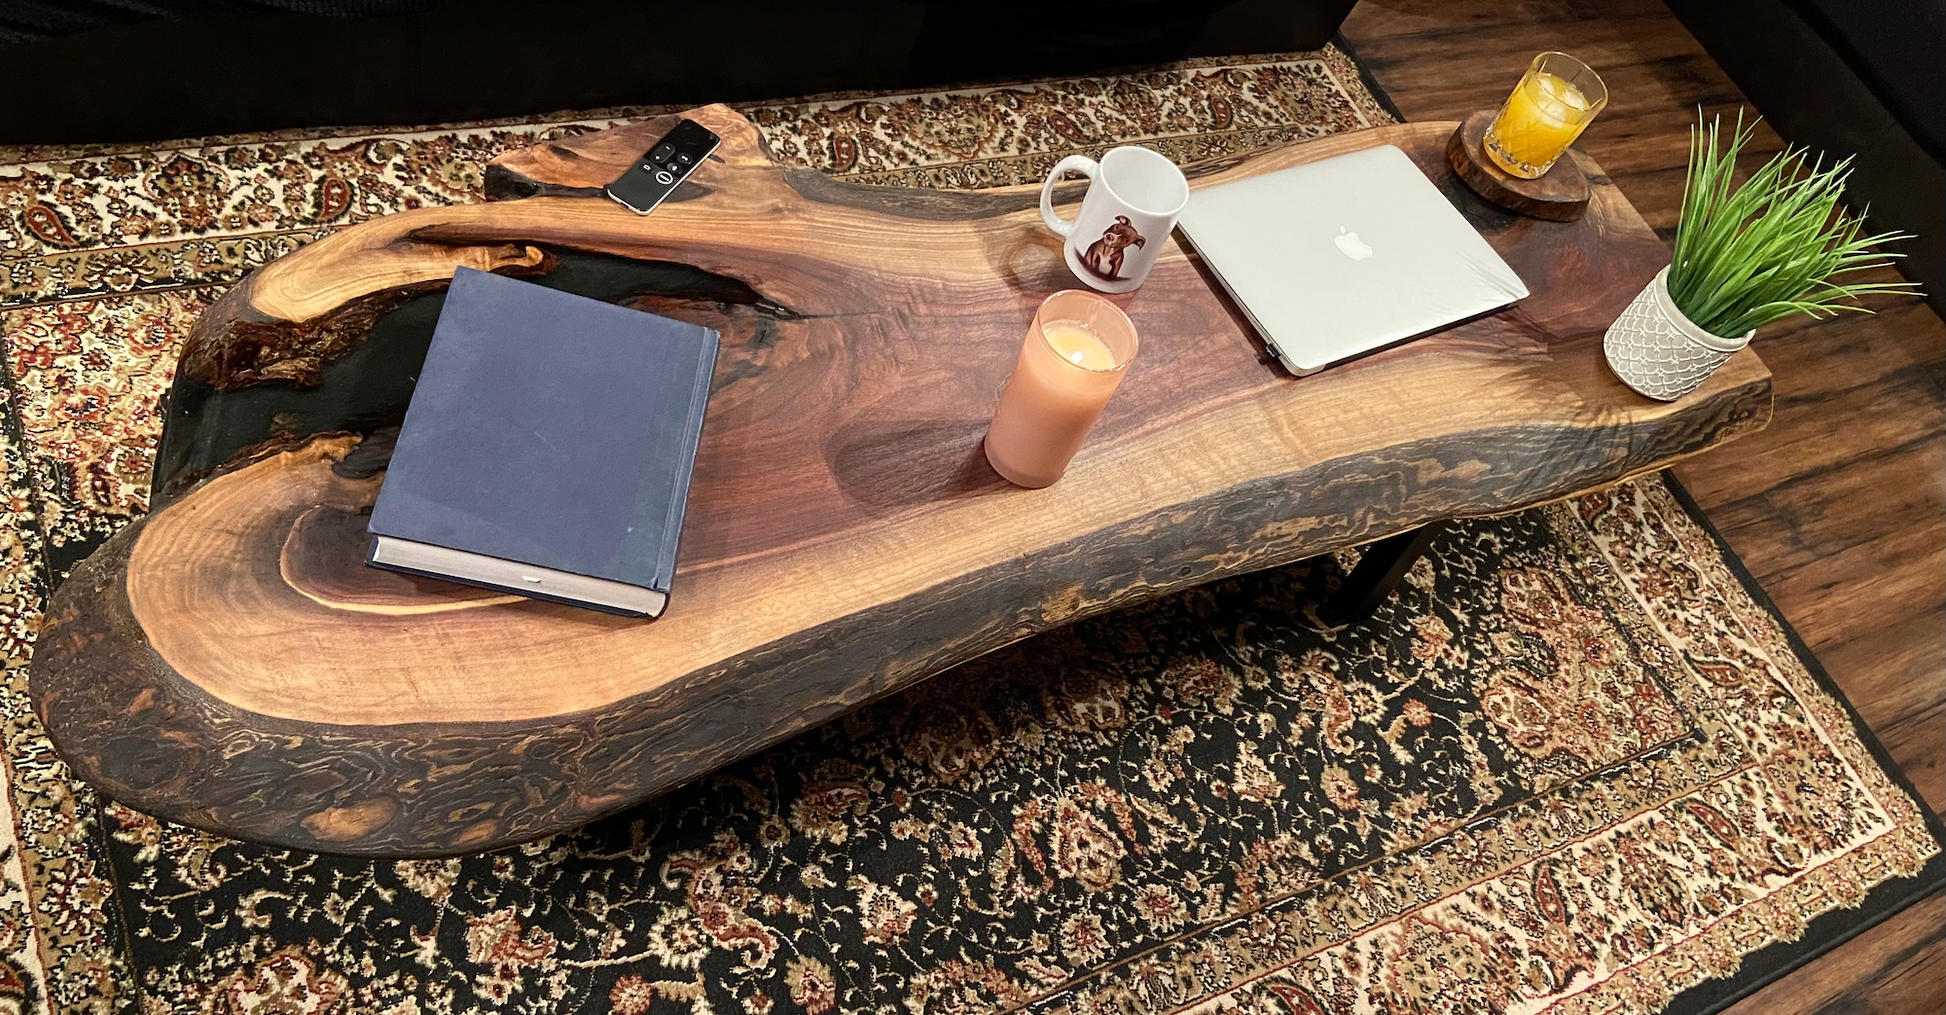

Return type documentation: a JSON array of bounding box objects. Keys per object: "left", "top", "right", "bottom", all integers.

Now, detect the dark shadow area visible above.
[
  {"left": 825, "top": 415, "right": 1009, "bottom": 515},
  {"left": 0, "top": 0, "right": 1357, "bottom": 144}
]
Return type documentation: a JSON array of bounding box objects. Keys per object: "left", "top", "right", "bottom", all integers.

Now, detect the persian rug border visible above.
[
  {"left": 1328, "top": 32, "right": 1409, "bottom": 125},
  {"left": 1652, "top": 474, "right": 1946, "bottom": 1015}
]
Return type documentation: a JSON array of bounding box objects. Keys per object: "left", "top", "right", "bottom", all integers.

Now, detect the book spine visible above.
[{"left": 655, "top": 328, "right": 720, "bottom": 591}]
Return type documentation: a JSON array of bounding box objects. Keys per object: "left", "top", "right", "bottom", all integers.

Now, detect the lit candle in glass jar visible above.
[{"left": 984, "top": 290, "right": 1139, "bottom": 488}]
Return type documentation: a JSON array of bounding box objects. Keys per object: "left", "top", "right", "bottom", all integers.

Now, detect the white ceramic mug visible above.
[{"left": 1039, "top": 146, "right": 1189, "bottom": 294}]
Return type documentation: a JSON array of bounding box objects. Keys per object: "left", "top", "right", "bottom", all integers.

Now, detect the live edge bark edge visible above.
[{"left": 32, "top": 385, "right": 1766, "bottom": 858}]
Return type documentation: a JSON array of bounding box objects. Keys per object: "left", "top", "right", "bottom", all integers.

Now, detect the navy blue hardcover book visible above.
[{"left": 365, "top": 266, "right": 719, "bottom": 617}]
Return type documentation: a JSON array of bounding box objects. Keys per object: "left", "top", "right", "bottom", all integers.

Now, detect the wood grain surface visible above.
[
  {"left": 31, "top": 106, "right": 1772, "bottom": 856},
  {"left": 1340, "top": 2, "right": 1945, "bottom": 1011},
  {"left": 1445, "top": 109, "right": 1591, "bottom": 221}
]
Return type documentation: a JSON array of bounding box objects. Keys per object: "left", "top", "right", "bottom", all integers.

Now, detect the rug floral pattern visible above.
[{"left": 0, "top": 49, "right": 1938, "bottom": 1015}]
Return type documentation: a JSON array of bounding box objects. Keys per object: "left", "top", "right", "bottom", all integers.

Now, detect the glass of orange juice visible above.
[{"left": 1482, "top": 52, "right": 1608, "bottom": 179}]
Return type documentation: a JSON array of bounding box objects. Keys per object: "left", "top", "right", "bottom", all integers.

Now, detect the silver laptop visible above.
[{"left": 1176, "top": 144, "right": 1528, "bottom": 376}]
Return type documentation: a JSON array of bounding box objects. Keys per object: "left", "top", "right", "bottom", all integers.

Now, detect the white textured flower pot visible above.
[{"left": 1603, "top": 267, "right": 1753, "bottom": 401}]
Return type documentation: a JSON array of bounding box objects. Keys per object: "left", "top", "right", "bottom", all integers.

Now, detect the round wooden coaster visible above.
[{"left": 1446, "top": 109, "right": 1590, "bottom": 222}]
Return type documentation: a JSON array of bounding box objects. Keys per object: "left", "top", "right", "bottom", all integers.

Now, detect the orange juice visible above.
[{"left": 1483, "top": 59, "right": 1605, "bottom": 178}]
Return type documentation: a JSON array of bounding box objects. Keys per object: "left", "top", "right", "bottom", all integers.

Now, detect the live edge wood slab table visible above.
[{"left": 29, "top": 105, "right": 1772, "bottom": 858}]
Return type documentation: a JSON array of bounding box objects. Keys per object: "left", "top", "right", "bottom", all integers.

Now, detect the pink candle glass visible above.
[{"left": 983, "top": 290, "right": 1140, "bottom": 488}]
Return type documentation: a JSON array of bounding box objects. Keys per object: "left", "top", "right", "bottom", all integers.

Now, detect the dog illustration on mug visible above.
[{"left": 1080, "top": 215, "right": 1146, "bottom": 281}]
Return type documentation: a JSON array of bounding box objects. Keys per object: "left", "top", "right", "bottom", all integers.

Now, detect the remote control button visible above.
[
  {"left": 674, "top": 152, "right": 694, "bottom": 165},
  {"left": 654, "top": 170, "right": 675, "bottom": 185},
  {"left": 650, "top": 144, "right": 674, "bottom": 161}
]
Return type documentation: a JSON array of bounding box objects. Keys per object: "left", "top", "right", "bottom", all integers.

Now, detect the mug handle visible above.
[{"left": 1039, "top": 155, "right": 1097, "bottom": 238}]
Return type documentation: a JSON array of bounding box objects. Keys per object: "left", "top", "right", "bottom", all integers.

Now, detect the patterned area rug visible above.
[{"left": 1, "top": 48, "right": 1941, "bottom": 1015}]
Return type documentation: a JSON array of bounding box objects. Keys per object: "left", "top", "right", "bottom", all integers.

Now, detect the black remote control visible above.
[{"left": 605, "top": 119, "right": 722, "bottom": 214}]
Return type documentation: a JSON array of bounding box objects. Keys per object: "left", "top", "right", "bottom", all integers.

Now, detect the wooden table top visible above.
[{"left": 29, "top": 105, "right": 1771, "bottom": 857}]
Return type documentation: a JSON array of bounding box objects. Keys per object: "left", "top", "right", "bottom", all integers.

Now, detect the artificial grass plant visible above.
[{"left": 1667, "top": 110, "right": 1919, "bottom": 338}]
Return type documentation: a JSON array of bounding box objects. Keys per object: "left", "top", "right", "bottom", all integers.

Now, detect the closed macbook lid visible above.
[{"left": 1176, "top": 144, "right": 1528, "bottom": 375}]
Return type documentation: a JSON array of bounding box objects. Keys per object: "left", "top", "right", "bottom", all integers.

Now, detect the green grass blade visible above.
[{"left": 1665, "top": 109, "right": 1920, "bottom": 337}]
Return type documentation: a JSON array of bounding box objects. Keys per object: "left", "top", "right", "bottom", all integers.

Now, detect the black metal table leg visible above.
[{"left": 1318, "top": 520, "right": 1448, "bottom": 626}]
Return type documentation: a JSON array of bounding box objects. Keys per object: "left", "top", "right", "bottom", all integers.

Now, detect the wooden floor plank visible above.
[
  {"left": 1691, "top": 390, "right": 1940, "bottom": 526},
  {"left": 1341, "top": 0, "right": 1946, "bottom": 1011},
  {"left": 1699, "top": 428, "right": 1942, "bottom": 578},
  {"left": 1716, "top": 892, "right": 1945, "bottom": 1015},
  {"left": 1877, "top": 703, "right": 1946, "bottom": 819}
]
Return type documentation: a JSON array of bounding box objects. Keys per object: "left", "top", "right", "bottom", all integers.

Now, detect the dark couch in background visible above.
[
  {"left": 1665, "top": 0, "right": 1945, "bottom": 318},
  {"left": 0, "top": 0, "right": 1355, "bottom": 143}
]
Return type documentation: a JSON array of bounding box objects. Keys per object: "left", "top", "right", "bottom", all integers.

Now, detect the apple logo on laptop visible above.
[{"left": 1335, "top": 226, "right": 1374, "bottom": 261}]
